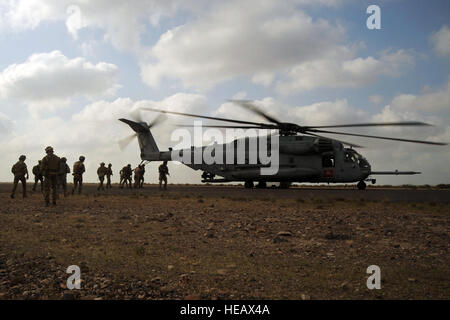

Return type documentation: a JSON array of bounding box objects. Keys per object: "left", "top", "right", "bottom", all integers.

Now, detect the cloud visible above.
[
  {"left": 389, "top": 77, "right": 450, "bottom": 113},
  {"left": 0, "top": 51, "right": 119, "bottom": 115},
  {"left": 276, "top": 49, "right": 415, "bottom": 94},
  {"left": 0, "top": 112, "right": 14, "bottom": 135},
  {"left": 0, "top": 0, "right": 186, "bottom": 51},
  {"left": 1, "top": 1, "right": 414, "bottom": 94},
  {"left": 141, "top": 0, "right": 346, "bottom": 90},
  {"left": 430, "top": 25, "right": 450, "bottom": 56}
]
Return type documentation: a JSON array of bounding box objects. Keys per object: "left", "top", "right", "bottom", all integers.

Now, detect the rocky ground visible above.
[{"left": 0, "top": 183, "right": 449, "bottom": 300}]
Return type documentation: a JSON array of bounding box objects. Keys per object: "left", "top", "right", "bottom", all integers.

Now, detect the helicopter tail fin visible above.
[{"left": 119, "top": 118, "right": 160, "bottom": 159}]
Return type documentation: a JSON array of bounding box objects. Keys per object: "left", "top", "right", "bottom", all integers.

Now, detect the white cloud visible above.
[
  {"left": 276, "top": 49, "right": 415, "bottom": 94},
  {"left": 389, "top": 77, "right": 450, "bottom": 113},
  {"left": 1, "top": 1, "right": 415, "bottom": 94},
  {"left": 0, "top": 0, "right": 186, "bottom": 51},
  {"left": 430, "top": 25, "right": 450, "bottom": 56},
  {"left": 141, "top": 1, "right": 346, "bottom": 90},
  {"left": 0, "top": 51, "right": 119, "bottom": 115},
  {"left": 0, "top": 112, "right": 14, "bottom": 135}
]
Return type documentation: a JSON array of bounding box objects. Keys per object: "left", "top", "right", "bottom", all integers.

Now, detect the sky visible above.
[{"left": 0, "top": 0, "right": 449, "bottom": 185}]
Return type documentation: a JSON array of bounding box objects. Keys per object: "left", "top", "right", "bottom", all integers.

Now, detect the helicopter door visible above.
[{"left": 321, "top": 152, "right": 335, "bottom": 178}]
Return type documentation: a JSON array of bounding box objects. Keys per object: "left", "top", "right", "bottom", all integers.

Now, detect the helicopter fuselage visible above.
[{"left": 141, "top": 134, "right": 372, "bottom": 184}]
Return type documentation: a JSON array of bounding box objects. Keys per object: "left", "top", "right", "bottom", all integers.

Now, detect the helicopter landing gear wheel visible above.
[
  {"left": 357, "top": 181, "right": 366, "bottom": 190},
  {"left": 256, "top": 181, "right": 267, "bottom": 189},
  {"left": 244, "top": 181, "right": 254, "bottom": 189}
]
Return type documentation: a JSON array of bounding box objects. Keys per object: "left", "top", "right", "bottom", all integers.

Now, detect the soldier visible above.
[
  {"left": 158, "top": 161, "right": 169, "bottom": 190},
  {"left": 119, "top": 167, "right": 125, "bottom": 187},
  {"left": 41, "top": 146, "right": 61, "bottom": 206},
  {"left": 97, "top": 162, "right": 108, "bottom": 191},
  {"left": 11, "top": 155, "right": 29, "bottom": 199},
  {"left": 72, "top": 156, "right": 86, "bottom": 195},
  {"left": 139, "top": 164, "right": 146, "bottom": 188},
  {"left": 58, "top": 157, "right": 70, "bottom": 197},
  {"left": 32, "top": 160, "right": 43, "bottom": 192},
  {"left": 133, "top": 165, "right": 142, "bottom": 188},
  {"left": 106, "top": 163, "right": 113, "bottom": 188},
  {"left": 120, "top": 164, "right": 132, "bottom": 189}
]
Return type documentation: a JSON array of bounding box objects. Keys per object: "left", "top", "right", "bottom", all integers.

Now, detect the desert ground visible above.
[{"left": 0, "top": 183, "right": 448, "bottom": 300}]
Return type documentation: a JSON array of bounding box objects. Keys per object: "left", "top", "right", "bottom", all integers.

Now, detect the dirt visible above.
[{"left": 0, "top": 183, "right": 449, "bottom": 300}]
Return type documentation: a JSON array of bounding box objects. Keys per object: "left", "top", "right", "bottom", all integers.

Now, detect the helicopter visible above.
[{"left": 118, "top": 100, "right": 446, "bottom": 190}]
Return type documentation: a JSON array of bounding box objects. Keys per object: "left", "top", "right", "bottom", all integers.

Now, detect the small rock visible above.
[
  {"left": 168, "top": 265, "right": 174, "bottom": 271},
  {"left": 151, "top": 277, "right": 162, "bottom": 284},
  {"left": 277, "top": 231, "right": 292, "bottom": 237},
  {"left": 300, "top": 293, "right": 310, "bottom": 300},
  {"left": 216, "top": 269, "right": 227, "bottom": 275},
  {"left": 204, "top": 231, "right": 215, "bottom": 238},
  {"left": 340, "top": 282, "right": 350, "bottom": 290}
]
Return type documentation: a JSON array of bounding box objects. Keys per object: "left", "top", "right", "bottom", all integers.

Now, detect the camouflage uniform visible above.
[
  {"left": 97, "top": 163, "right": 108, "bottom": 191},
  {"left": 133, "top": 166, "right": 142, "bottom": 188},
  {"left": 72, "top": 157, "right": 86, "bottom": 195},
  {"left": 119, "top": 168, "right": 124, "bottom": 187},
  {"left": 106, "top": 164, "right": 113, "bottom": 188},
  {"left": 11, "top": 156, "right": 29, "bottom": 199},
  {"left": 139, "top": 164, "right": 146, "bottom": 188},
  {"left": 58, "top": 157, "right": 70, "bottom": 197},
  {"left": 158, "top": 161, "right": 169, "bottom": 190},
  {"left": 41, "top": 147, "right": 61, "bottom": 206},
  {"left": 32, "top": 161, "right": 43, "bottom": 192},
  {"left": 120, "top": 165, "right": 132, "bottom": 189}
]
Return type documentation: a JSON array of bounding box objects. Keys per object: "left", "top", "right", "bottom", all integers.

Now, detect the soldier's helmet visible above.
[
  {"left": 163, "top": 160, "right": 168, "bottom": 165},
  {"left": 45, "top": 146, "right": 54, "bottom": 153},
  {"left": 61, "top": 157, "right": 67, "bottom": 162},
  {"left": 108, "top": 163, "right": 112, "bottom": 167},
  {"left": 19, "top": 155, "right": 26, "bottom": 161},
  {"left": 79, "top": 156, "right": 85, "bottom": 161},
  {"left": 100, "top": 162, "right": 105, "bottom": 166}
]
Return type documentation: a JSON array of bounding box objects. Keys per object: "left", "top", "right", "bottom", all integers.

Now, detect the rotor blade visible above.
[
  {"left": 307, "top": 129, "right": 447, "bottom": 145},
  {"left": 174, "top": 124, "right": 276, "bottom": 129},
  {"left": 229, "top": 100, "right": 281, "bottom": 124},
  {"left": 118, "top": 133, "right": 137, "bottom": 151},
  {"left": 304, "top": 121, "right": 431, "bottom": 129},
  {"left": 306, "top": 132, "right": 363, "bottom": 148},
  {"left": 140, "top": 107, "right": 269, "bottom": 126},
  {"left": 148, "top": 113, "right": 167, "bottom": 129},
  {"left": 129, "top": 109, "right": 143, "bottom": 123}
]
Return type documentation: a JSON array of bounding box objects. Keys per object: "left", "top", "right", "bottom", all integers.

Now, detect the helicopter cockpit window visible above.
[
  {"left": 322, "top": 154, "right": 335, "bottom": 167},
  {"left": 352, "top": 152, "right": 370, "bottom": 168},
  {"left": 344, "top": 152, "right": 357, "bottom": 163}
]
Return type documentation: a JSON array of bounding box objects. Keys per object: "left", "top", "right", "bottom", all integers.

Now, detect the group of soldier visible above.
[{"left": 10, "top": 146, "right": 170, "bottom": 206}]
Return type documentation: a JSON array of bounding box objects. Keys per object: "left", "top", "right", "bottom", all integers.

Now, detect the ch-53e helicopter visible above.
[{"left": 119, "top": 100, "right": 446, "bottom": 190}]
